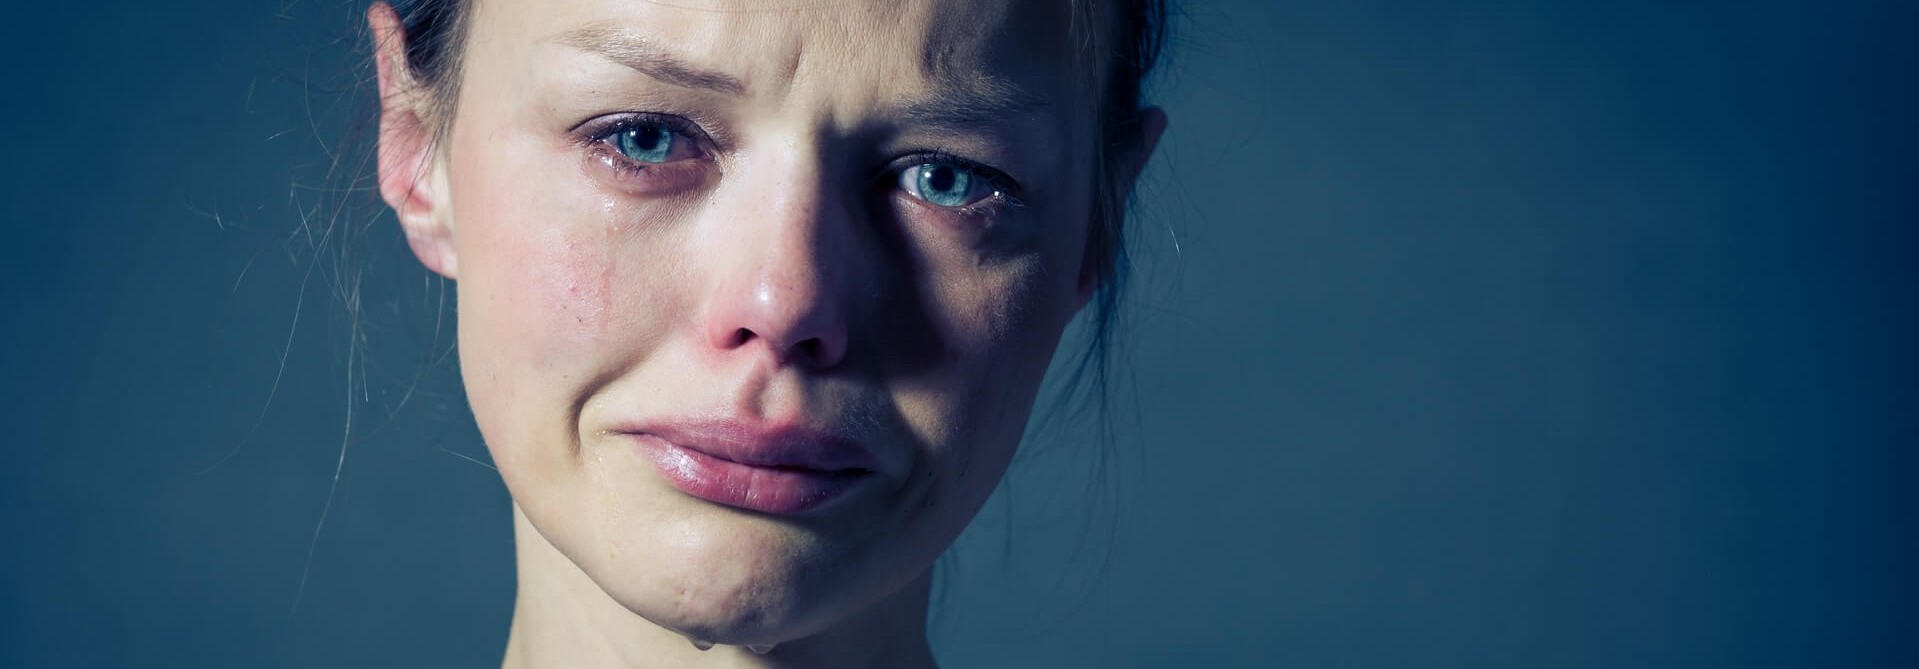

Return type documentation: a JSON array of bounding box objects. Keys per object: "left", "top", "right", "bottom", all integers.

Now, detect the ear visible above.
[
  {"left": 1075, "top": 106, "right": 1168, "bottom": 309},
  {"left": 370, "top": 2, "right": 458, "bottom": 279}
]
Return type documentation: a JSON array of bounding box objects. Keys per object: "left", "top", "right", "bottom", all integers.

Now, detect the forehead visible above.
[{"left": 467, "top": 0, "right": 1087, "bottom": 117}]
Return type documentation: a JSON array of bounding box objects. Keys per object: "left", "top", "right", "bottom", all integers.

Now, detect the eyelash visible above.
[
  {"left": 888, "top": 149, "right": 1026, "bottom": 217},
  {"left": 574, "top": 113, "right": 1025, "bottom": 218},
  {"left": 576, "top": 113, "right": 712, "bottom": 177}
]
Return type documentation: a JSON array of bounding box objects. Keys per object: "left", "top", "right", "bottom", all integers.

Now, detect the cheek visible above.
[
  {"left": 461, "top": 204, "right": 612, "bottom": 372},
  {"left": 922, "top": 215, "right": 1090, "bottom": 385},
  {"left": 448, "top": 144, "right": 691, "bottom": 477},
  {"left": 451, "top": 207, "right": 596, "bottom": 495},
  {"left": 898, "top": 202, "right": 1096, "bottom": 501},
  {"left": 453, "top": 139, "right": 693, "bottom": 372},
  {"left": 861, "top": 258, "right": 1077, "bottom": 579},
  {"left": 908, "top": 255, "right": 1079, "bottom": 483}
]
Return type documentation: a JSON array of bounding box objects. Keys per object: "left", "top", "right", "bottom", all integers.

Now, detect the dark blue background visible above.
[{"left": 2, "top": 1, "right": 1913, "bottom": 667}]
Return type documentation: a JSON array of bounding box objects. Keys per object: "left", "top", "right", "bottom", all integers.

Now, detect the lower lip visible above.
[{"left": 627, "top": 434, "right": 870, "bottom": 515}]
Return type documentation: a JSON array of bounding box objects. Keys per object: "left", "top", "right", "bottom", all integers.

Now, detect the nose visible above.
[{"left": 700, "top": 166, "right": 856, "bottom": 370}]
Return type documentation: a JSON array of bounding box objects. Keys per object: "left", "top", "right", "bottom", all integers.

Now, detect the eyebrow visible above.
[
  {"left": 893, "top": 80, "right": 1053, "bottom": 133},
  {"left": 550, "top": 25, "right": 746, "bottom": 95},
  {"left": 549, "top": 24, "right": 1052, "bottom": 132}
]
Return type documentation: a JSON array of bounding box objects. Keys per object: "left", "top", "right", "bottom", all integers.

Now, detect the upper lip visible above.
[{"left": 614, "top": 416, "right": 880, "bottom": 474}]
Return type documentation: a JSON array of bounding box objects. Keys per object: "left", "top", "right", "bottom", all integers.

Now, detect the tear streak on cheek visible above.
[{"left": 535, "top": 236, "right": 615, "bottom": 355}]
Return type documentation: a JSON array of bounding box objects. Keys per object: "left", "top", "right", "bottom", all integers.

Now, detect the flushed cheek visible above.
[
  {"left": 460, "top": 226, "right": 612, "bottom": 374},
  {"left": 450, "top": 171, "right": 623, "bottom": 487},
  {"left": 535, "top": 236, "right": 622, "bottom": 358},
  {"left": 458, "top": 168, "right": 685, "bottom": 377},
  {"left": 455, "top": 231, "right": 599, "bottom": 476}
]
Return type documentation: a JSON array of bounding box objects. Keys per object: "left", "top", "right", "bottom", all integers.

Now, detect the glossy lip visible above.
[{"left": 614, "top": 418, "right": 880, "bottom": 515}]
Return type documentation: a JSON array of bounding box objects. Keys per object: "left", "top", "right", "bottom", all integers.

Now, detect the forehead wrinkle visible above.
[
  {"left": 534, "top": 1, "right": 1073, "bottom": 140},
  {"left": 548, "top": 23, "right": 747, "bottom": 95}
]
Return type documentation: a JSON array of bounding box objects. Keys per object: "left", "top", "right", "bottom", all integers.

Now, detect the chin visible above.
[{"left": 577, "top": 504, "right": 876, "bottom": 646}]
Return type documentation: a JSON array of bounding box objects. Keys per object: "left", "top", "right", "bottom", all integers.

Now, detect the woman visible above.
[{"left": 367, "top": 0, "right": 1166, "bottom": 665}]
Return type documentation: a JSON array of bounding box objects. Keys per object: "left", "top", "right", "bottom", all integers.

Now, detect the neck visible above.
[{"left": 498, "top": 506, "right": 939, "bottom": 669}]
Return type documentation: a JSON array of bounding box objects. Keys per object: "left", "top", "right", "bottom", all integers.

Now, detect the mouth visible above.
[{"left": 615, "top": 418, "right": 879, "bottom": 515}]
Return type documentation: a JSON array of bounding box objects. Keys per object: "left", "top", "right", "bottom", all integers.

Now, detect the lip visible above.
[{"left": 615, "top": 418, "right": 879, "bottom": 515}]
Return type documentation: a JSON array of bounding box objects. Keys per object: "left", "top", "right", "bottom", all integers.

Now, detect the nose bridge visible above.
[{"left": 701, "top": 149, "right": 856, "bottom": 368}]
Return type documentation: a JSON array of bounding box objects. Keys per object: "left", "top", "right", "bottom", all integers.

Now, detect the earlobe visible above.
[{"left": 370, "top": 2, "right": 458, "bottom": 279}]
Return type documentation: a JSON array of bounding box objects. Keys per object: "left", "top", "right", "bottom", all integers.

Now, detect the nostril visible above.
[
  {"left": 722, "top": 327, "right": 838, "bottom": 366},
  {"left": 729, "top": 327, "right": 756, "bottom": 348}
]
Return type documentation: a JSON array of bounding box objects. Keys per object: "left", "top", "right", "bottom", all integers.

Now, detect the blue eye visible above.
[
  {"left": 613, "top": 123, "right": 676, "bottom": 164},
  {"left": 901, "top": 162, "right": 988, "bottom": 207}
]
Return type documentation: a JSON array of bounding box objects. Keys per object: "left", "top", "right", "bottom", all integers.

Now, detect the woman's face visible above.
[{"left": 383, "top": 0, "right": 1121, "bottom": 646}]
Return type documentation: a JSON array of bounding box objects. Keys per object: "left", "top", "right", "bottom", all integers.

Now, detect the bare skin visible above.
[{"left": 371, "top": 0, "right": 1163, "bottom": 667}]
